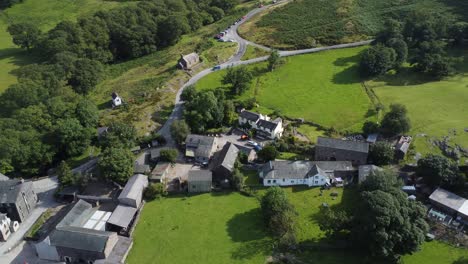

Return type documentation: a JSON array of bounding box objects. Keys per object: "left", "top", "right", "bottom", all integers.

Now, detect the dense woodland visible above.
[
  {"left": 0, "top": 0, "right": 238, "bottom": 177},
  {"left": 0, "top": 0, "right": 22, "bottom": 9}
]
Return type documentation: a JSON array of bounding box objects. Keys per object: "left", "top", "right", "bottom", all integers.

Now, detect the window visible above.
[
  {"left": 315, "top": 176, "right": 319, "bottom": 179},
  {"left": 273, "top": 180, "right": 277, "bottom": 183},
  {"left": 64, "top": 256, "right": 72, "bottom": 263},
  {"left": 192, "top": 185, "right": 196, "bottom": 189},
  {"left": 315, "top": 181, "right": 318, "bottom": 184},
  {"left": 88, "top": 261, "right": 94, "bottom": 264},
  {"left": 267, "top": 180, "right": 271, "bottom": 183},
  {"left": 283, "top": 179, "right": 285, "bottom": 182}
]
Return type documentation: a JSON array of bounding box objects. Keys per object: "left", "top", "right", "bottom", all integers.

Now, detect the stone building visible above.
[
  {"left": 0, "top": 179, "right": 38, "bottom": 222},
  {"left": 315, "top": 137, "right": 369, "bottom": 165}
]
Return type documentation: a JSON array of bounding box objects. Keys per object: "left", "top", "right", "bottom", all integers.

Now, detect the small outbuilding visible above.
[
  {"left": 188, "top": 170, "right": 212, "bottom": 193},
  {"left": 118, "top": 174, "right": 148, "bottom": 208},
  {"left": 150, "top": 162, "right": 171, "bottom": 183},
  {"left": 178, "top": 53, "right": 200, "bottom": 70}
]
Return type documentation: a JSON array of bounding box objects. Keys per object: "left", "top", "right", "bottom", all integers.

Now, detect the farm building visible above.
[
  {"left": 178, "top": 53, "right": 200, "bottom": 70},
  {"left": 107, "top": 204, "right": 138, "bottom": 233},
  {"left": 0, "top": 213, "right": 18, "bottom": 241},
  {"left": 118, "top": 174, "right": 148, "bottom": 208},
  {"left": 358, "top": 165, "right": 382, "bottom": 183},
  {"left": 188, "top": 170, "right": 212, "bottom": 193},
  {"left": 111, "top": 92, "right": 122, "bottom": 107},
  {"left": 0, "top": 179, "right": 37, "bottom": 223},
  {"left": 185, "top": 134, "right": 219, "bottom": 163},
  {"left": 315, "top": 137, "right": 369, "bottom": 165},
  {"left": 150, "top": 162, "right": 171, "bottom": 183},
  {"left": 238, "top": 110, "right": 284, "bottom": 139},
  {"left": 234, "top": 144, "right": 257, "bottom": 162},
  {"left": 212, "top": 143, "right": 240, "bottom": 184},
  {"left": 395, "top": 136, "right": 412, "bottom": 160},
  {"left": 259, "top": 160, "right": 354, "bottom": 187},
  {"left": 429, "top": 188, "right": 468, "bottom": 221},
  {"left": 134, "top": 164, "right": 151, "bottom": 175}
]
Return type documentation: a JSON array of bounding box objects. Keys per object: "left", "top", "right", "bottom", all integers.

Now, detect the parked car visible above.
[
  {"left": 212, "top": 65, "right": 221, "bottom": 71},
  {"left": 240, "top": 134, "right": 249, "bottom": 140},
  {"left": 247, "top": 140, "right": 258, "bottom": 146}
]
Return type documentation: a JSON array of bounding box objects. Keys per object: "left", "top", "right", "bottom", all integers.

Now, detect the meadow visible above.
[
  {"left": 239, "top": 0, "right": 466, "bottom": 49},
  {"left": 369, "top": 48, "right": 468, "bottom": 161},
  {"left": 197, "top": 46, "right": 373, "bottom": 132},
  {"left": 0, "top": 0, "right": 130, "bottom": 93},
  {"left": 128, "top": 187, "right": 468, "bottom": 264}
]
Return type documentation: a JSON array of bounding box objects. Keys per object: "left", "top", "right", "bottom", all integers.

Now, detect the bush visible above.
[
  {"left": 144, "top": 183, "right": 167, "bottom": 200},
  {"left": 159, "top": 148, "right": 178, "bottom": 163},
  {"left": 369, "top": 141, "right": 394, "bottom": 165}
]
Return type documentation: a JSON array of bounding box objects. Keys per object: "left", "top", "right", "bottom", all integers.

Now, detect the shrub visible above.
[{"left": 144, "top": 183, "right": 167, "bottom": 200}]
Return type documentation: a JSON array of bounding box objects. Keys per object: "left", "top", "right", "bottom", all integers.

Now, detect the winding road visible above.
[{"left": 157, "top": 1, "right": 372, "bottom": 145}]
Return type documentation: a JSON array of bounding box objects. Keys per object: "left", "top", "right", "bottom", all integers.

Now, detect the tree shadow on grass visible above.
[
  {"left": 332, "top": 65, "right": 362, "bottom": 85},
  {"left": 453, "top": 257, "right": 468, "bottom": 264},
  {"left": 231, "top": 237, "right": 273, "bottom": 260},
  {"left": 333, "top": 53, "right": 362, "bottom": 67},
  {"left": 227, "top": 208, "right": 266, "bottom": 242}
]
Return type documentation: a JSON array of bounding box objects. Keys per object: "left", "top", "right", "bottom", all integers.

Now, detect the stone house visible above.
[
  {"left": 178, "top": 53, "right": 200, "bottom": 70},
  {"left": 211, "top": 143, "right": 240, "bottom": 184},
  {"left": 185, "top": 134, "right": 219, "bottom": 163},
  {"left": 315, "top": 137, "right": 369, "bottom": 165},
  {"left": 238, "top": 110, "right": 284, "bottom": 139},
  {"left": 0, "top": 179, "right": 38, "bottom": 222},
  {"left": 188, "top": 170, "right": 212, "bottom": 193}
]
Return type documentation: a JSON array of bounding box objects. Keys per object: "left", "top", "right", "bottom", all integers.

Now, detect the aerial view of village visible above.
[{"left": 0, "top": 0, "right": 467, "bottom": 263}]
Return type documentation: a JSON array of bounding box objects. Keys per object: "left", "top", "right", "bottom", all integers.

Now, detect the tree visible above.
[
  {"left": 222, "top": 66, "right": 253, "bottom": 95},
  {"left": 368, "top": 141, "right": 394, "bottom": 166},
  {"left": 0, "top": 0, "right": 23, "bottom": 9},
  {"left": 362, "top": 120, "right": 379, "bottom": 136},
  {"left": 449, "top": 22, "right": 468, "bottom": 45},
  {"left": 223, "top": 100, "right": 236, "bottom": 125},
  {"left": 158, "top": 15, "right": 190, "bottom": 47},
  {"left": 267, "top": 50, "right": 281, "bottom": 71},
  {"left": 101, "top": 121, "right": 137, "bottom": 149},
  {"left": 353, "top": 170, "right": 428, "bottom": 261},
  {"left": 159, "top": 148, "right": 178, "bottom": 163},
  {"left": 386, "top": 38, "right": 408, "bottom": 67},
  {"left": 170, "top": 120, "right": 191, "bottom": 145},
  {"left": 98, "top": 147, "right": 134, "bottom": 183},
  {"left": 417, "top": 154, "right": 463, "bottom": 189},
  {"left": 380, "top": 104, "right": 411, "bottom": 136},
  {"left": 257, "top": 145, "right": 278, "bottom": 162},
  {"left": 55, "top": 118, "right": 93, "bottom": 157},
  {"left": 7, "top": 22, "right": 41, "bottom": 51},
  {"left": 261, "top": 187, "right": 297, "bottom": 246},
  {"left": 68, "top": 59, "right": 104, "bottom": 94},
  {"left": 144, "top": 183, "right": 167, "bottom": 200},
  {"left": 232, "top": 168, "right": 244, "bottom": 191},
  {"left": 57, "top": 160, "right": 75, "bottom": 187},
  {"left": 360, "top": 44, "right": 396, "bottom": 77},
  {"left": 180, "top": 85, "right": 197, "bottom": 101},
  {"left": 75, "top": 99, "right": 99, "bottom": 128}
]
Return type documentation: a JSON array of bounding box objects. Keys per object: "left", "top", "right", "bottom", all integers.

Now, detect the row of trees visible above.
[
  {"left": 0, "top": 0, "right": 22, "bottom": 9},
  {"left": 360, "top": 13, "right": 468, "bottom": 79},
  {"left": 319, "top": 170, "right": 429, "bottom": 262}
]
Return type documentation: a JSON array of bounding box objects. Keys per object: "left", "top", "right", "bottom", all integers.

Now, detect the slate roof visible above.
[
  {"left": 185, "top": 135, "right": 217, "bottom": 158},
  {"left": 181, "top": 53, "right": 199, "bottom": 64},
  {"left": 257, "top": 119, "right": 279, "bottom": 131},
  {"left": 50, "top": 200, "right": 115, "bottom": 253},
  {"left": 316, "top": 137, "right": 369, "bottom": 153},
  {"left": 0, "top": 180, "right": 33, "bottom": 204},
  {"left": 239, "top": 110, "right": 261, "bottom": 122},
  {"left": 107, "top": 205, "right": 137, "bottom": 228},
  {"left": 118, "top": 174, "right": 148, "bottom": 203},
  {"left": 358, "top": 165, "right": 383, "bottom": 183},
  {"left": 261, "top": 160, "right": 354, "bottom": 180},
  {"left": 188, "top": 170, "right": 212, "bottom": 182},
  {"left": 212, "top": 143, "right": 239, "bottom": 173},
  {"left": 133, "top": 164, "right": 150, "bottom": 174},
  {"left": 429, "top": 188, "right": 466, "bottom": 212}
]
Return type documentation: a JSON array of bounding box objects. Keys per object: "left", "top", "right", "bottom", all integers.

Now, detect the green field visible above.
[
  {"left": 197, "top": 46, "right": 373, "bottom": 132},
  {"left": 369, "top": 48, "right": 468, "bottom": 160},
  {"left": 129, "top": 188, "right": 468, "bottom": 264},
  {"left": 241, "top": 45, "right": 270, "bottom": 61},
  {"left": 239, "top": 0, "right": 467, "bottom": 49},
  {"left": 0, "top": 0, "right": 130, "bottom": 93}
]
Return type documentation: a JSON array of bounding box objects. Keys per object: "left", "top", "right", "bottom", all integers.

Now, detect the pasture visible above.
[
  {"left": 0, "top": 0, "right": 129, "bottom": 93},
  {"left": 197, "top": 46, "right": 373, "bottom": 132},
  {"left": 239, "top": 0, "right": 466, "bottom": 49},
  {"left": 369, "top": 48, "right": 468, "bottom": 160}
]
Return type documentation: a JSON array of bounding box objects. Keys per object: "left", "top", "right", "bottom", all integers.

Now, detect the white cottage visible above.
[
  {"left": 238, "top": 110, "right": 283, "bottom": 139},
  {"left": 259, "top": 160, "right": 354, "bottom": 187}
]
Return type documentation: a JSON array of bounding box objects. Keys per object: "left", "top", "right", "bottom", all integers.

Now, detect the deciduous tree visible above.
[
  {"left": 380, "top": 104, "right": 411, "bottom": 136},
  {"left": 7, "top": 22, "right": 41, "bottom": 51},
  {"left": 222, "top": 66, "right": 253, "bottom": 95},
  {"left": 98, "top": 147, "right": 134, "bottom": 183}
]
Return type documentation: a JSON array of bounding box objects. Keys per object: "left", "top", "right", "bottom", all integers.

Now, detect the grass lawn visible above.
[
  {"left": 127, "top": 193, "right": 273, "bottom": 264},
  {"left": 197, "top": 46, "right": 373, "bottom": 132},
  {"left": 241, "top": 44, "right": 270, "bottom": 61},
  {"left": 239, "top": 0, "right": 466, "bottom": 49},
  {"left": 368, "top": 48, "right": 468, "bottom": 161},
  {"left": 0, "top": 0, "right": 130, "bottom": 93},
  {"left": 297, "top": 124, "right": 326, "bottom": 143}
]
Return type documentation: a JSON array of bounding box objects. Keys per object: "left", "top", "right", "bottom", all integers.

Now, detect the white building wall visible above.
[{"left": 263, "top": 174, "right": 328, "bottom": 187}]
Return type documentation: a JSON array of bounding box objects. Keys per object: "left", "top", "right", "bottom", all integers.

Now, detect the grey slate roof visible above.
[
  {"left": 239, "top": 110, "right": 261, "bottom": 122},
  {"left": 212, "top": 143, "right": 239, "bottom": 173},
  {"left": 107, "top": 205, "right": 137, "bottom": 228},
  {"left": 0, "top": 180, "right": 33, "bottom": 204},
  {"left": 257, "top": 119, "right": 279, "bottom": 131},
  {"left": 188, "top": 170, "right": 212, "bottom": 182},
  {"left": 316, "top": 137, "right": 369, "bottom": 153},
  {"left": 185, "top": 135, "right": 217, "bottom": 158},
  {"left": 50, "top": 200, "right": 115, "bottom": 253},
  {"left": 118, "top": 174, "right": 148, "bottom": 202},
  {"left": 358, "top": 165, "right": 383, "bottom": 183},
  {"left": 261, "top": 160, "right": 354, "bottom": 180},
  {"left": 429, "top": 188, "right": 466, "bottom": 212},
  {"left": 134, "top": 164, "right": 150, "bottom": 174}
]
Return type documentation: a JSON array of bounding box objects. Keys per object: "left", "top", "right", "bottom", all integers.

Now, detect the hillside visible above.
[{"left": 239, "top": 0, "right": 467, "bottom": 49}]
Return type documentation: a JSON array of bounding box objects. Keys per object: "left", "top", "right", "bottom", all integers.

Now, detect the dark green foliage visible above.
[
  {"left": 144, "top": 183, "right": 167, "bottom": 200},
  {"left": 68, "top": 59, "right": 104, "bottom": 94},
  {"left": 7, "top": 22, "right": 41, "bottom": 51},
  {"left": 170, "top": 120, "right": 191, "bottom": 145},
  {"left": 362, "top": 120, "right": 379, "bottom": 136},
  {"left": 368, "top": 141, "right": 394, "bottom": 166},
  {"left": 380, "top": 104, "right": 411, "bottom": 136},
  {"left": 181, "top": 85, "right": 197, "bottom": 102},
  {"left": 261, "top": 187, "right": 297, "bottom": 246},
  {"left": 417, "top": 154, "right": 464, "bottom": 190},
  {"left": 223, "top": 100, "right": 236, "bottom": 125},
  {"left": 75, "top": 99, "right": 99, "bottom": 128},
  {"left": 386, "top": 38, "right": 408, "bottom": 67},
  {"left": 232, "top": 168, "right": 244, "bottom": 191},
  {"left": 55, "top": 118, "right": 93, "bottom": 157},
  {"left": 222, "top": 66, "right": 253, "bottom": 95},
  {"left": 258, "top": 145, "right": 279, "bottom": 162},
  {"left": 159, "top": 148, "right": 178, "bottom": 163},
  {"left": 100, "top": 122, "right": 137, "bottom": 149},
  {"left": 449, "top": 22, "right": 468, "bottom": 45},
  {"left": 0, "top": 0, "right": 23, "bottom": 9},
  {"left": 359, "top": 44, "right": 396, "bottom": 77},
  {"left": 57, "top": 161, "right": 74, "bottom": 187},
  {"left": 318, "top": 207, "right": 351, "bottom": 237},
  {"left": 98, "top": 147, "right": 134, "bottom": 183},
  {"left": 267, "top": 50, "right": 281, "bottom": 71}
]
